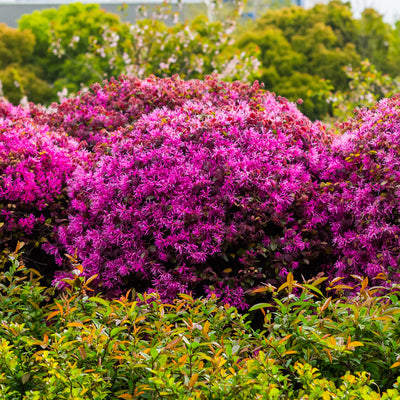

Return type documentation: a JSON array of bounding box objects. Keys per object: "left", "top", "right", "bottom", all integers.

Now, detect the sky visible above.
[{"left": 349, "top": 0, "right": 400, "bottom": 24}]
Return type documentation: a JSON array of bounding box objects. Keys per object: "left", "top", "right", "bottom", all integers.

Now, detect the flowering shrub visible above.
[
  {"left": 316, "top": 94, "right": 400, "bottom": 284},
  {"left": 45, "top": 76, "right": 331, "bottom": 307},
  {"left": 4, "top": 71, "right": 400, "bottom": 312},
  {"left": 0, "top": 101, "right": 88, "bottom": 267},
  {"left": 31, "top": 75, "right": 271, "bottom": 147}
]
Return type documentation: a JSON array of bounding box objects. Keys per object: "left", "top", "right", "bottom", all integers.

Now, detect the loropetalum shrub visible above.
[
  {"left": 315, "top": 94, "right": 400, "bottom": 284},
  {"left": 42, "top": 76, "right": 332, "bottom": 307},
  {"left": 0, "top": 101, "right": 89, "bottom": 267},
  {"left": 30, "top": 75, "right": 281, "bottom": 147}
]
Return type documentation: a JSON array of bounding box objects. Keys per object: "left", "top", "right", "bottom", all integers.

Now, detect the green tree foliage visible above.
[
  {"left": 237, "top": 0, "right": 400, "bottom": 120},
  {"left": 0, "top": 65, "right": 54, "bottom": 105},
  {"left": 356, "top": 8, "right": 393, "bottom": 75},
  {"left": 18, "top": 3, "right": 260, "bottom": 103},
  {"left": 0, "top": 23, "right": 34, "bottom": 68},
  {"left": 238, "top": 0, "right": 364, "bottom": 119},
  {"left": 18, "top": 3, "right": 133, "bottom": 96},
  {"left": 0, "top": 24, "right": 53, "bottom": 105},
  {"left": 328, "top": 60, "right": 400, "bottom": 123}
]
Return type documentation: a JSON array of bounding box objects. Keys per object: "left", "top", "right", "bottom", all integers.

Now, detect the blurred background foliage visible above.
[{"left": 0, "top": 0, "right": 399, "bottom": 122}]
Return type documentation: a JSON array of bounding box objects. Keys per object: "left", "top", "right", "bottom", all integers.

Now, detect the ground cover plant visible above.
[{"left": 1, "top": 250, "right": 400, "bottom": 399}]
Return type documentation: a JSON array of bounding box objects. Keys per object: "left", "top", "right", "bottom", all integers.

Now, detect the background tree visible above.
[
  {"left": 237, "top": 1, "right": 364, "bottom": 119},
  {"left": 0, "top": 23, "right": 53, "bottom": 105},
  {"left": 18, "top": 3, "right": 133, "bottom": 97},
  {"left": 236, "top": 0, "right": 400, "bottom": 120},
  {"left": 17, "top": 3, "right": 260, "bottom": 103}
]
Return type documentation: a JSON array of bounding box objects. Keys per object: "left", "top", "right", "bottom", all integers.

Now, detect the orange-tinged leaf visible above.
[
  {"left": 85, "top": 274, "right": 99, "bottom": 286},
  {"left": 67, "top": 322, "right": 85, "bottom": 328},
  {"left": 323, "top": 348, "right": 333, "bottom": 363},
  {"left": 331, "top": 277, "right": 344, "bottom": 284},
  {"left": 252, "top": 286, "right": 271, "bottom": 293},
  {"left": 118, "top": 395, "right": 134, "bottom": 400},
  {"left": 55, "top": 302, "right": 64, "bottom": 316},
  {"left": 15, "top": 241, "right": 25, "bottom": 253},
  {"left": 277, "top": 282, "right": 289, "bottom": 292},
  {"left": 202, "top": 320, "right": 210, "bottom": 336},
  {"left": 391, "top": 362, "right": 400, "bottom": 369},
  {"left": 287, "top": 272, "right": 294, "bottom": 288},
  {"left": 179, "top": 354, "right": 188, "bottom": 364},
  {"left": 178, "top": 293, "right": 194, "bottom": 302},
  {"left": 188, "top": 373, "right": 199, "bottom": 389},
  {"left": 319, "top": 297, "right": 332, "bottom": 313},
  {"left": 278, "top": 334, "right": 293, "bottom": 345},
  {"left": 361, "top": 277, "right": 368, "bottom": 292},
  {"left": 165, "top": 336, "right": 182, "bottom": 350},
  {"left": 332, "top": 284, "right": 353, "bottom": 291},
  {"left": 135, "top": 315, "right": 146, "bottom": 323},
  {"left": 46, "top": 311, "right": 60, "bottom": 320},
  {"left": 283, "top": 350, "right": 297, "bottom": 356},
  {"left": 215, "top": 349, "right": 224, "bottom": 358},
  {"left": 374, "top": 273, "right": 388, "bottom": 280}
]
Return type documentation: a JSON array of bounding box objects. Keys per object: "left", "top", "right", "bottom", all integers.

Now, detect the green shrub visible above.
[
  {"left": 1, "top": 248, "right": 400, "bottom": 398},
  {"left": 249, "top": 273, "right": 400, "bottom": 391}
]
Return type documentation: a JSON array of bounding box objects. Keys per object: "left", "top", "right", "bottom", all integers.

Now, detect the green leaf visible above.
[
  {"left": 110, "top": 327, "right": 126, "bottom": 338},
  {"left": 88, "top": 296, "right": 109, "bottom": 307},
  {"left": 249, "top": 303, "right": 274, "bottom": 312}
]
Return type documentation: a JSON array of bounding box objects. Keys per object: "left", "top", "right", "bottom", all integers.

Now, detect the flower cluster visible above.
[
  {"left": 315, "top": 95, "right": 400, "bottom": 283},
  {"left": 0, "top": 101, "right": 90, "bottom": 265}
]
